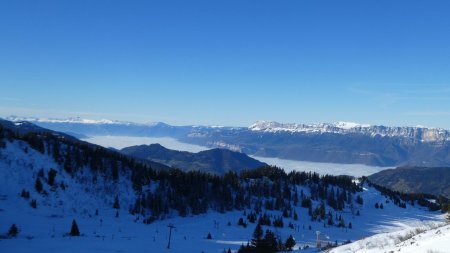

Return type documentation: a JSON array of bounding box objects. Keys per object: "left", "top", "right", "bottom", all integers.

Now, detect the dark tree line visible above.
[
  {"left": 365, "top": 178, "right": 448, "bottom": 212},
  {"left": 237, "top": 223, "right": 296, "bottom": 253},
  {"left": 1, "top": 125, "right": 365, "bottom": 222},
  {"left": 3, "top": 123, "right": 446, "bottom": 228}
]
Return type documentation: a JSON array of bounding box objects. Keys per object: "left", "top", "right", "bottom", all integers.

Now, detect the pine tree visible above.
[
  {"left": 237, "top": 243, "right": 250, "bottom": 253},
  {"left": 356, "top": 195, "right": 363, "bottom": 205},
  {"left": 207, "top": 232, "right": 212, "bottom": 239},
  {"left": 339, "top": 217, "right": 346, "bottom": 228},
  {"left": 37, "top": 168, "right": 44, "bottom": 178},
  {"left": 20, "top": 189, "right": 30, "bottom": 199},
  {"left": 238, "top": 217, "right": 245, "bottom": 226},
  {"left": 262, "top": 230, "right": 278, "bottom": 253},
  {"left": 251, "top": 223, "right": 264, "bottom": 250},
  {"left": 111, "top": 161, "right": 119, "bottom": 181},
  {"left": 273, "top": 216, "right": 284, "bottom": 228},
  {"left": 327, "top": 214, "right": 334, "bottom": 226},
  {"left": 113, "top": 195, "right": 120, "bottom": 209},
  {"left": 35, "top": 178, "right": 43, "bottom": 193},
  {"left": 348, "top": 222, "right": 352, "bottom": 229},
  {"left": 30, "top": 199, "right": 37, "bottom": 208},
  {"left": 285, "top": 234, "right": 296, "bottom": 251},
  {"left": 253, "top": 223, "right": 263, "bottom": 241},
  {"left": 70, "top": 219, "right": 80, "bottom": 236},
  {"left": 8, "top": 224, "right": 19, "bottom": 237},
  {"left": 47, "top": 168, "right": 57, "bottom": 186}
]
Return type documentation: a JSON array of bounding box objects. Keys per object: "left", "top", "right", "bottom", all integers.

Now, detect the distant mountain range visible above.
[
  {"left": 121, "top": 144, "right": 266, "bottom": 174},
  {"left": 5, "top": 117, "right": 447, "bottom": 253},
  {"left": 5, "top": 116, "right": 450, "bottom": 167},
  {"left": 368, "top": 166, "right": 450, "bottom": 198}
]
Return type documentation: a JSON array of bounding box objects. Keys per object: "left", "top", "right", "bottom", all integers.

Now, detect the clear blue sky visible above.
[{"left": 1, "top": 0, "right": 450, "bottom": 128}]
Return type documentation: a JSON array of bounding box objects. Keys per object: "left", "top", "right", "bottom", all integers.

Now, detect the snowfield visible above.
[
  {"left": 330, "top": 222, "right": 450, "bottom": 253},
  {"left": 1, "top": 139, "right": 447, "bottom": 252}
]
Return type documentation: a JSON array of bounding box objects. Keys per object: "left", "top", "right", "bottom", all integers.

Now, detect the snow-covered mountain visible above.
[
  {"left": 1, "top": 119, "right": 449, "bottom": 252},
  {"left": 8, "top": 116, "right": 450, "bottom": 143},
  {"left": 249, "top": 120, "right": 450, "bottom": 143},
  {"left": 5, "top": 115, "right": 148, "bottom": 125},
  {"left": 4, "top": 116, "right": 450, "bottom": 167}
]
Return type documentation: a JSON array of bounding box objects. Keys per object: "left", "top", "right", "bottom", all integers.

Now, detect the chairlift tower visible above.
[
  {"left": 167, "top": 224, "right": 176, "bottom": 249},
  {"left": 316, "top": 230, "right": 321, "bottom": 248}
]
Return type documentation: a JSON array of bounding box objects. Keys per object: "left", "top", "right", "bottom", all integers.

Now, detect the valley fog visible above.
[{"left": 82, "top": 135, "right": 390, "bottom": 177}]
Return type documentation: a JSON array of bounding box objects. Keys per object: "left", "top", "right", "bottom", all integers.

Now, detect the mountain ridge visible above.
[
  {"left": 1, "top": 118, "right": 448, "bottom": 253},
  {"left": 5, "top": 116, "right": 450, "bottom": 167},
  {"left": 368, "top": 166, "right": 450, "bottom": 198},
  {"left": 7, "top": 116, "right": 450, "bottom": 142},
  {"left": 249, "top": 120, "right": 450, "bottom": 142},
  {"left": 120, "top": 143, "right": 267, "bottom": 174}
]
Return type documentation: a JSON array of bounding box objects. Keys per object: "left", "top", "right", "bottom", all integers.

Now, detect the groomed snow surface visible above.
[{"left": 1, "top": 140, "right": 447, "bottom": 252}]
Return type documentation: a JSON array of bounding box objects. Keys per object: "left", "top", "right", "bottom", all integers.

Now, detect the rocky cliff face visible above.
[
  {"left": 249, "top": 121, "right": 450, "bottom": 143},
  {"left": 5, "top": 116, "right": 450, "bottom": 167}
]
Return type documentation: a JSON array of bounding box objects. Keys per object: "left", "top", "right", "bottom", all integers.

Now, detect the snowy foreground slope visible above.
[
  {"left": 0, "top": 139, "right": 447, "bottom": 252},
  {"left": 331, "top": 222, "right": 450, "bottom": 253}
]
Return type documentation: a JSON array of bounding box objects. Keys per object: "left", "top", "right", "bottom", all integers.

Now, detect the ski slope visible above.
[
  {"left": 331, "top": 222, "right": 450, "bottom": 253},
  {"left": 0, "top": 139, "right": 445, "bottom": 252}
]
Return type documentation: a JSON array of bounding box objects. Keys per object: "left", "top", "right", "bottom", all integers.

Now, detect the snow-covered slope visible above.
[
  {"left": 0, "top": 139, "right": 444, "bottom": 252},
  {"left": 330, "top": 222, "right": 450, "bottom": 253},
  {"left": 0, "top": 119, "right": 448, "bottom": 252},
  {"left": 0, "top": 139, "right": 136, "bottom": 226},
  {"left": 5, "top": 116, "right": 450, "bottom": 167}
]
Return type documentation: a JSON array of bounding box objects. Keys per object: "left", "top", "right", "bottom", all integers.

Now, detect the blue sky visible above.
[{"left": 1, "top": 0, "right": 450, "bottom": 128}]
